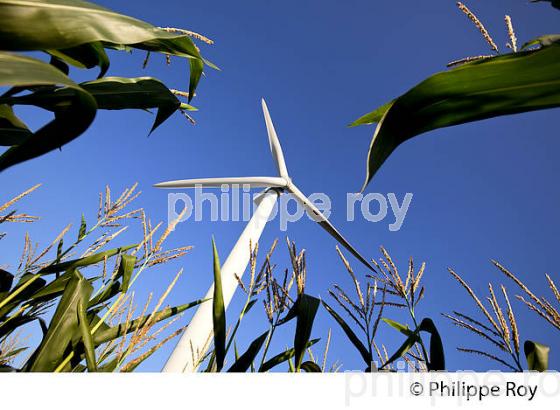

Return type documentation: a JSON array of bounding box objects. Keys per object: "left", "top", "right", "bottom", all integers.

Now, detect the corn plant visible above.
[
  {"left": 0, "top": 184, "right": 205, "bottom": 371},
  {"left": 322, "top": 246, "right": 444, "bottom": 372},
  {"left": 351, "top": 1, "right": 560, "bottom": 191},
  {"left": 445, "top": 264, "right": 551, "bottom": 372},
  {"left": 0, "top": 0, "right": 215, "bottom": 172},
  {"left": 199, "top": 238, "right": 324, "bottom": 372}
]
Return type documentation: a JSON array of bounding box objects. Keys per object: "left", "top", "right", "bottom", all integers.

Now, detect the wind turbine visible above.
[{"left": 156, "top": 99, "right": 374, "bottom": 372}]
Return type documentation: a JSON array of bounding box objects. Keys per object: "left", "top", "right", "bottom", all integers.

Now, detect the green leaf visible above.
[
  {"left": 382, "top": 328, "right": 420, "bottom": 370},
  {"left": 292, "top": 294, "right": 320, "bottom": 371},
  {"left": 211, "top": 238, "right": 226, "bottom": 372},
  {"left": 354, "top": 43, "right": 560, "bottom": 191},
  {"left": 227, "top": 331, "right": 268, "bottom": 372},
  {"left": 322, "top": 300, "right": 372, "bottom": 365},
  {"left": 3, "top": 77, "right": 189, "bottom": 134},
  {"left": 0, "top": 52, "right": 97, "bottom": 172},
  {"left": 349, "top": 100, "right": 394, "bottom": 127},
  {"left": 92, "top": 299, "right": 206, "bottom": 346},
  {"left": 0, "top": 52, "right": 78, "bottom": 89},
  {"left": 0, "top": 273, "right": 47, "bottom": 317},
  {"left": 25, "top": 269, "right": 93, "bottom": 371},
  {"left": 259, "top": 339, "right": 320, "bottom": 372},
  {"left": 77, "top": 300, "right": 97, "bottom": 372},
  {"left": 81, "top": 77, "right": 185, "bottom": 133},
  {"left": 300, "top": 361, "right": 322, "bottom": 372},
  {"left": 87, "top": 280, "right": 121, "bottom": 308},
  {"left": 0, "top": 268, "right": 14, "bottom": 295},
  {"left": 118, "top": 254, "right": 136, "bottom": 293},
  {"left": 524, "top": 340, "right": 550, "bottom": 372},
  {"left": 382, "top": 318, "right": 414, "bottom": 336},
  {"left": 39, "top": 245, "right": 136, "bottom": 274},
  {"left": 78, "top": 214, "right": 87, "bottom": 241},
  {"left": 48, "top": 41, "right": 109, "bottom": 78},
  {"left": 420, "top": 318, "right": 445, "bottom": 371},
  {"left": 382, "top": 318, "right": 445, "bottom": 371},
  {"left": 27, "top": 270, "right": 74, "bottom": 303},
  {"left": 0, "top": 104, "right": 32, "bottom": 146},
  {"left": 188, "top": 58, "right": 204, "bottom": 103},
  {"left": 0, "top": 0, "right": 208, "bottom": 95}
]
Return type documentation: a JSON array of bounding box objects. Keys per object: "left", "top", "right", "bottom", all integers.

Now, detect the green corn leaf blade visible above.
[
  {"left": 211, "top": 238, "right": 226, "bottom": 372},
  {"left": 0, "top": 0, "right": 208, "bottom": 96},
  {"left": 56, "top": 239, "right": 64, "bottom": 261},
  {"left": 78, "top": 214, "right": 87, "bottom": 241},
  {"left": 81, "top": 77, "right": 183, "bottom": 133},
  {"left": 349, "top": 100, "right": 394, "bottom": 127},
  {"left": 25, "top": 269, "right": 93, "bottom": 371},
  {"left": 381, "top": 328, "right": 420, "bottom": 370},
  {"left": 118, "top": 254, "right": 136, "bottom": 293},
  {"left": 300, "top": 361, "right": 322, "bottom": 372},
  {"left": 322, "top": 300, "right": 372, "bottom": 366},
  {"left": 0, "top": 347, "right": 28, "bottom": 362},
  {"left": 0, "top": 104, "right": 32, "bottom": 146},
  {"left": 0, "top": 53, "right": 97, "bottom": 172},
  {"left": 0, "top": 52, "right": 78, "bottom": 89},
  {"left": 382, "top": 318, "right": 445, "bottom": 371},
  {"left": 27, "top": 270, "right": 73, "bottom": 303},
  {"left": 0, "top": 0, "right": 203, "bottom": 56},
  {"left": 0, "top": 273, "right": 47, "bottom": 318},
  {"left": 77, "top": 300, "right": 97, "bottom": 372},
  {"left": 224, "top": 298, "right": 258, "bottom": 357},
  {"left": 0, "top": 268, "right": 14, "bottom": 294},
  {"left": 419, "top": 318, "right": 445, "bottom": 371},
  {"left": 524, "top": 340, "right": 550, "bottom": 372},
  {"left": 227, "top": 331, "right": 269, "bottom": 372},
  {"left": 39, "top": 245, "right": 136, "bottom": 274},
  {"left": 2, "top": 77, "right": 187, "bottom": 134},
  {"left": 382, "top": 318, "right": 414, "bottom": 336},
  {"left": 92, "top": 299, "right": 207, "bottom": 346},
  {"left": 188, "top": 58, "right": 204, "bottom": 103},
  {"left": 48, "top": 41, "right": 109, "bottom": 78},
  {"left": 88, "top": 280, "right": 121, "bottom": 308},
  {"left": 293, "top": 294, "right": 320, "bottom": 371},
  {"left": 259, "top": 339, "right": 320, "bottom": 372},
  {"left": 353, "top": 43, "right": 560, "bottom": 191},
  {"left": 0, "top": 314, "right": 39, "bottom": 339}
]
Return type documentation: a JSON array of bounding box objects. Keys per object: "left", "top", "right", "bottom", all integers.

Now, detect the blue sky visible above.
[{"left": 2, "top": 0, "right": 559, "bottom": 371}]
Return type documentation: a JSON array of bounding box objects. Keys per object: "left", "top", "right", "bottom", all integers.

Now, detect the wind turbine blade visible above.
[
  {"left": 288, "top": 184, "right": 376, "bottom": 272},
  {"left": 261, "top": 99, "right": 289, "bottom": 178},
  {"left": 154, "top": 177, "right": 288, "bottom": 189}
]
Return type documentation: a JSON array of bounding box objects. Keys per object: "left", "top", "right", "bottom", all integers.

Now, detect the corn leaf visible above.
[
  {"left": 300, "top": 361, "right": 322, "bottom": 372},
  {"left": 211, "top": 238, "right": 226, "bottom": 372},
  {"left": 39, "top": 245, "right": 135, "bottom": 274},
  {"left": 292, "top": 294, "right": 320, "bottom": 371},
  {"left": 92, "top": 299, "right": 206, "bottom": 346},
  {"left": 524, "top": 340, "right": 550, "bottom": 372},
  {"left": 322, "top": 300, "right": 372, "bottom": 365},
  {"left": 25, "top": 269, "right": 93, "bottom": 371},
  {"left": 0, "top": 53, "right": 97, "bottom": 172},
  {"left": 118, "top": 254, "right": 136, "bottom": 293},
  {"left": 0, "top": 0, "right": 207, "bottom": 95},
  {"left": 258, "top": 339, "right": 320, "bottom": 372},
  {"left": 0, "top": 104, "right": 32, "bottom": 146},
  {"left": 48, "top": 41, "right": 109, "bottom": 78},
  {"left": 77, "top": 300, "right": 97, "bottom": 372},
  {"left": 227, "top": 331, "right": 268, "bottom": 372},
  {"left": 353, "top": 43, "right": 560, "bottom": 191}
]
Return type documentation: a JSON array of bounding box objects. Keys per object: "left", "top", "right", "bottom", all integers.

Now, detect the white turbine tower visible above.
[{"left": 156, "top": 99, "right": 374, "bottom": 372}]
